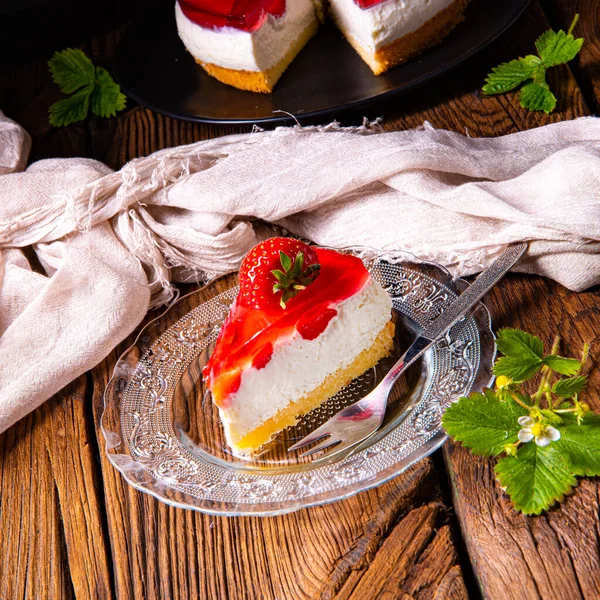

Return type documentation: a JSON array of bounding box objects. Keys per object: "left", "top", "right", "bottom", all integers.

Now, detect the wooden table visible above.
[{"left": 2, "top": 1, "right": 600, "bottom": 598}]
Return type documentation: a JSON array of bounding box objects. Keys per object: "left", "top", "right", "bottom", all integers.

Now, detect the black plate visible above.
[{"left": 114, "top": 0, "right": 530, "bottom": 125}]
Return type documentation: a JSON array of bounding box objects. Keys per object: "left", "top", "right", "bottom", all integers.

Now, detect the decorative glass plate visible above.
[{"left": 102, "top": 250, "right": 495, "bottom": 516}]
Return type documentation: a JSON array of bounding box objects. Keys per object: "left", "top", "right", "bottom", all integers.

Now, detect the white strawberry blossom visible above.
[{"left": 517, "top": 416, "right": 561, "bottom": 447}]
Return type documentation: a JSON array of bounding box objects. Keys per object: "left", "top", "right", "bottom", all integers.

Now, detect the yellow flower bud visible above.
[
  {"left": 502, "top": 442, "right": 519, "bottom": 456},
  {"left": 495, "top": 375, "right": 511, "bottom": 389}
]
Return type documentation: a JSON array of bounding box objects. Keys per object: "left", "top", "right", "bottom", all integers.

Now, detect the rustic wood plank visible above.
[
  {"left": 445, "top": 275, "right": 600, "bottom": 600},
  {"left": 0, "top": 377, "right": 114, "bottom": 600},
  {"left": 332, "top": 504, "right": 467, "bottom": 600},
  {"left": 42, "top": 377, "right": 115, "bottom": 600},
  {"left": 0, "top": 413, "right": 74, "bottom": 600},
  {"left": 541, "top": 0, "right": 600, "bottom": 114}
]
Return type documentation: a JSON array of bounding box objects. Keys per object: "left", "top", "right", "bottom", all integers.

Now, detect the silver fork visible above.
[{"left": 288, "top": 242, "right": 528, "bottom": 458}]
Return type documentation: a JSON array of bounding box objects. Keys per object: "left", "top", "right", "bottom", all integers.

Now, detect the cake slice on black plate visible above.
[
  {"left": 329, "top": 0, "right": 469, "bottom": 75},
  {"left": 203, "top": 238, "right": 394, "bottom": 457},
  {"left": 175, "top": 0, "right": 320, "bottom": 92}
]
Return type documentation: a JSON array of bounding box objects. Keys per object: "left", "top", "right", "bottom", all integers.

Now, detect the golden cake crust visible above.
[
  {"left": 337, "top": 0, "right": 470, "bottom": 76},
  {"left": 197, "top": 17, "right": 318, "bottom": 93},
  {"left": 229, "top": 319, "right": 395, "bottom": 455}
]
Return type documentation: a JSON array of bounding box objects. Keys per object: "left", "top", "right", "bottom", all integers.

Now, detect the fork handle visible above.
[
  {"left": 376, "top": 335, "right": 432, "bottom": 396},
  {"left": 377, "top": 242, "right": 528, "bottom": 397}
]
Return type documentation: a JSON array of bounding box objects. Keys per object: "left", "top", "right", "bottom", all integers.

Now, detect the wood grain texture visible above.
[
  {"left": 0, "top": 378, "right": 114, "bottom": 600},
  {"left": 445, "top": 275, "right": 600, "bottom": 600},
  {"left": 0, "top": 0, "right": 598, "bottom": 598}
]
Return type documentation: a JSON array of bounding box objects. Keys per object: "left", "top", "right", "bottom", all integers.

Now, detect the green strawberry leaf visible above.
[
  {"left": 482, "top": 15, "right": 582, "bottom": 115},
  {"left": 493, "top": 356, "right": 543, "bottom": 382},
  {"left": 542, "top": 355, "right": 582, "bottom": 376},
  {"left": 48, "top": 48, "right": 95, "bottom": 94},
  {"left": 495, "top": 442, "right": 577, "bottom": 515},
  {"left": 90, "top": 66, "right": 127, "bottom": 118},
  {"left": 536, "top": 28, "right": 584, "bottom": 67},
  {"left": 48, "top": 88, "right": 92, "bottom": 127},
  {"left": 555, "top": 413, "right": 600, "bottom": 476},
  {"left": 442, "top": 390, "right": 527, "bottom": 456},
  {"left": 48, "top": 49, "right": 126, "bottom": 127},
  {"left": 519, "top": 82, "right": 557, "bottom": 114},
  {"left": 482, "top": 56, "right": 541, "bottom": 95},
  {"left": 552, "top": 375, "right": 588, "bottom": 398},
  {"left": 495, "top": 328, "right": 544, "bottom": 361}
]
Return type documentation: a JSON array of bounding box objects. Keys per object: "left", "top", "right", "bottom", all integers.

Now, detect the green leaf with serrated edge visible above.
[
  {"left": 519, "top": 82, "right": 557, "bottom": 114},
  {"left": 495, "top": 442, "right": 577, "bottom": 515},
  {"left": 552, "top": 375, "right": 588, "bottom": 398},
  {"left": 495, "top": 328, "right": 544, "bottom": 361},
  {"left": 554, "top": 413, "right": 600, "bottom": 476},
  {"left": 49, "top": 88, "right": 91, "bottom": 127},
  {"left": 482, "top": 57, "right": 540, "bottom": 95},
  {"left": 279, "top": 251, "right": 292, "bottom": 272},
  {"left": 542, "top": 355, "right": 581, "bottom": 376},
  {"left": 493, "top": 355, "right": 543, "bottom": 382},
  {"left": 48, "top": 48, "right": 95, "bottom": 94},
  {"left": 90, "top": 66, "right": 126, "bottom": 118},
  {"left": 536, "top": 29, "right": 584, "bottom": 67},
  {"left": 442, "top": 390, "right": 527, "bottom": 457}
]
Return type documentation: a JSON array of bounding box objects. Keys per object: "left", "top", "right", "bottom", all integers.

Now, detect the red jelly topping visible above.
[
  {"left": 297, "top": 308, "right": 338, "bottom": 341},
  {"left": 204, "top": 249, "right": 369, "bottom": 407},
  {"left": 178, "top": 0, "right": 285, "bottom": 32},
  {"left": 252, "top": 342, "right": 274, "bottom": 370},
  {"left": 354, "top": 0, "right": 387, "bottom": 8}
]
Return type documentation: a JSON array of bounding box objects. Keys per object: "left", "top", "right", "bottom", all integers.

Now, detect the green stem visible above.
[
  {"left": 568, "top": 14, "right": 580, "bottom": 36},
  {"left": 509, "top": 390, "right": 532, "bottom": 411},
  {"left": 534, "top": 336, "right": 560, "bottom": 407}
]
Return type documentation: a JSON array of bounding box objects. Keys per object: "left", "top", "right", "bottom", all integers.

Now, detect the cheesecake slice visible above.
[
  {"left": 203, "top": 238, "right": 394, "bottom": 457},
  {"left": 175, "top": 0, "right": 319, "bottom": 92},
  {"left": 329, "top": 0, "right": 469, "bottom": 75}
]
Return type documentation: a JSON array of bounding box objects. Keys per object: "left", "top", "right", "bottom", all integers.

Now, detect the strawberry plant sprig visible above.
[
  {"left": 48, "top": 48, "right": 127, "bottom": 127},
  {"left": 482, "top": 14, "right": 583, "bottom": 114},
  {"left": 442, "top": 328, "right": 596, "bottom": 515}
]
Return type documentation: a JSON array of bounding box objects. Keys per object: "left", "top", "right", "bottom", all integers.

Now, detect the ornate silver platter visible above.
[{"left": 102, "top": 250, "right": 495, "bottom": 516}]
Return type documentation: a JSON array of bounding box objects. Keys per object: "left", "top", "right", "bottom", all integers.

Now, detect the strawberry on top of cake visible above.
[{"left": 203, "top": 238, "right": 394, "bottom": 457}]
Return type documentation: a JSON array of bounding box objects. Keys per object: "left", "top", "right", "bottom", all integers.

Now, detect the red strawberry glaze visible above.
[
  {"left": 297, "top": 308, "right": 338, "bottom": 341},
  {"left": 204, "top": 249, "right": 369, "bottom": 408},
  {"left": 178, "top": 0, "right": 285, "bottom": 32},
  {"left": 354, "top": 0, "right": 387, "bottom": 8}
]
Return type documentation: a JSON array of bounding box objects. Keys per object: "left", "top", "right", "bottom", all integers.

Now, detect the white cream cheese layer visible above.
[
  {"left": 175, "top": 0, "right": 317, "bottom": 72},
  {"left": 219, "top": 278, "right": 392, "bottom": 447},
  {"left": 329, "top": 0, "right": 454, "bottom": 53}
]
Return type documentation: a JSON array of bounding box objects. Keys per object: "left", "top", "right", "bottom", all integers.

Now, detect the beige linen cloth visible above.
[{"left": 1, "top": 111, "right": 600, "bottom": 433}]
